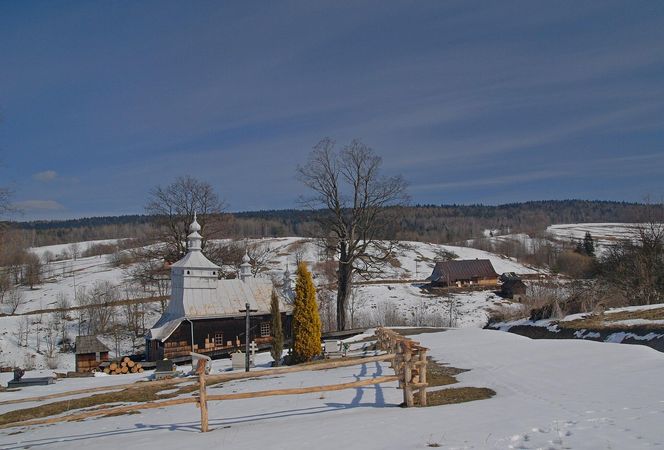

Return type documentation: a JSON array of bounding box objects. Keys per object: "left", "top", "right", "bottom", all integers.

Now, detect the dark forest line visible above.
[{"left": 1, "top": 199, "right": 656, "bottom": 247}]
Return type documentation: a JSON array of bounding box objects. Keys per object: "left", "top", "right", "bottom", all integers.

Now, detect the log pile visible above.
[
  {"left": 103, "top": 356, "right": 144, "bottom": 375},
  {"left": 375, "top": 327, "right": 429, "bottom": 407}
]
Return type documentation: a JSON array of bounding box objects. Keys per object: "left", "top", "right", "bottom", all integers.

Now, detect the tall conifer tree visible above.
[
  {"left": 270, "top": 289, "right": 284, "bottom": 366},
  {"left": 583, "top": 231, "right": 595, "bottom": 257},
  {"left": 292, "top": 262, "right": 321, "bottom": 363}
]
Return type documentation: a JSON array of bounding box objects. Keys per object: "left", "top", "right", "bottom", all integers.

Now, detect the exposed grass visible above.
[
  {"left": 390, "top": 327, "right": 448, "bottom": 336},
  {"left": 559, "top": 307, "right": 664, "bottom": 331},
  {"left": 411, "top": 357, "right": 495, "bottom": 407},
  {"left": 426, "top": 387, "right": 496, "bottom": 406},
  {"left": 0, "top": 381, "right": 198, "bottom": 426},
  {"left": 426, "top": 359, "right": 466, "bottom": 388}
]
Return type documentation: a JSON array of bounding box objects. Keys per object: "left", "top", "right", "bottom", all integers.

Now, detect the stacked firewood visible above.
[{"left": 103, "top": 356, "right": 144, "bottom": 375}]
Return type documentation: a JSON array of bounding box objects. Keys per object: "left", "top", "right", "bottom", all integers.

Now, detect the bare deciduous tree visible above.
[
  {"left": 68, "top": 243, "right": 80, "bottom": 260},
  {"left": 347, "top": 287, "right": 367, "bottom": 329},
  {"left": 145, "top": 175, "right": 226, "bottom": 261},
  {"left": 44, "top": 314, "right": 59, "bottom": 358},
  {"left": 128, "top": 259, "right": 170, "bottom": 311},
  {"left": 23, "top": 252, "right": 42, "bottom": 289},
  {"left": 0, "top": 272, "right": 10, "bottom": 304},
  {"left": 0, "top": 187, "right": 11, "bottom": 216},
  {"left": 247, "top": 242, "right": 275, "bottom": 277},
  {"left": 0, "top": 155, "right": 14, "bottom": 217},
  {"left": 297, "top": 138, "right": 408, "bottom": 330},
  {"left": 6, "top": 286, "right": 23, "bottom": 314},
  {"left": 601, "top": 205, "right": 664, "bottom": 306},
  {"left": 75, "top": 281, "right": 119, "bottom": 335}
]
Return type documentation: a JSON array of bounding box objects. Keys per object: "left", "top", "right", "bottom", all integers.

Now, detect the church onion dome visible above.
[
  {"left": 239, "top": 250, "right": 252, "bottom": 281},
  {"left": 170, "top": 211, "right": 220, "bottom": 270},
  {"left": 189, "top": 212, "right": 202, "bottom": 233}
]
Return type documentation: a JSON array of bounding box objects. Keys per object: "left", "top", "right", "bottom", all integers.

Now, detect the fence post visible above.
[
  {"left": 197, "top": 359, "right": 209, "bottom": 432},
  {"left": 418, "top": 349, "right": 428, "bottom": 407},
  {"left": 401, "top": 341, "right": 414, "bottom": 407},
  {"left": 375, "top": 328, "right": 428, "bottom": 408}
]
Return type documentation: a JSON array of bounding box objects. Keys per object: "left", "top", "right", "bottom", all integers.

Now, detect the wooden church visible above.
[{"left": 146, "top": 214, "right": 293, "bottom": 361}]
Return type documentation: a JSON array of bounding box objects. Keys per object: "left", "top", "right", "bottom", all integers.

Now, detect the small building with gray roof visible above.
[{"left": 75, "top": 335, "right": 110, "bottom": 372}]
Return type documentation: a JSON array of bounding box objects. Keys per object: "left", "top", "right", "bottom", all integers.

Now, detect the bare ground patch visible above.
[
  {"left": 413, "top": 358, "right": 495, "bottom": 407},
  {"left": 425, "top": 387, "right": 496, "bottom": 406},
  {"left": 559, "top": 307, "right": 664, "bottom": 331}
]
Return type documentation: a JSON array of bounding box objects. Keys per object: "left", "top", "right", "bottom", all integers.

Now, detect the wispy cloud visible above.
[
  {"left": 13, "top": 199, "right": 65, "bottom": 211},
  {"left": 32, "top": 170, "right": 58, "bottom": 182},
  {"left": 411, "top": 170, "right": 573, "bottom": 191},
  {"left": 1, "top": 2, "right": 663, "bottom": 216}
]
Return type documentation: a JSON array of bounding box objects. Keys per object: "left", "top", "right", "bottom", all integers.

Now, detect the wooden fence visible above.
[
  {"left": 0, "top": 328, "right": 428, "bottom": 432},
  {"left": 375, "top": 327, "right": 429, "bottom": 407}
]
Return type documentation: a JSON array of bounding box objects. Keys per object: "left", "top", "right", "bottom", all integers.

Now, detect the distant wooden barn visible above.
[
  {"left": 428, "top": 259, "right": 498, "bottom": 287},
  {"left": 75, "top": 335, "right": 110, "bottom": 372}
]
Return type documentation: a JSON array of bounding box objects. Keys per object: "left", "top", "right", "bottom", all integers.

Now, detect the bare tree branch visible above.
[
  {"left": 145, "top": 175, "right": 227, "bottom": 262},
  {"left": 297, "top": 138, "right": 408, "bottom": 330}
]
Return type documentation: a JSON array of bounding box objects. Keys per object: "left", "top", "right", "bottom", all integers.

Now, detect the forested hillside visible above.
[{"left": 2, "top": 200, "right": 655, "bottom": 247}]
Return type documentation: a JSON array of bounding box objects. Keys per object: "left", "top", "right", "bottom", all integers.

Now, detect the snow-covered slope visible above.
[
  {"left": 1, "top": 329, "right": 662, "bottom": 449},
  {"left": 0, "top": 237, "right": 538, "bottom": 371},
  {"left": 546, "top": 223, "right": 641, "bottom": 248}
]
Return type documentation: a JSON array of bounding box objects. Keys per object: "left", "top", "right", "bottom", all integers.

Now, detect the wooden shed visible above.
[
  {"left": 75, "top": 335, "right": 110, "bottom": 372},
  {"left": 501, "top": 278, "right": 527, "bottom": 302}
]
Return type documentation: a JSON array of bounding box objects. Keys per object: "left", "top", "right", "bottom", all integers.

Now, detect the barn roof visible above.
[
  {"left": 428, "top": 259, "right": 498, "bottom": 283},
  {"left": 501, "top": 279, "right": 527, "bottom": 289},
  {"left": 75, "top": 335, "right": 110, "bottom": 354}
]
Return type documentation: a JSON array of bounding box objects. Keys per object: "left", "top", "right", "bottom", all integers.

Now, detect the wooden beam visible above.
[
  {"left": 203, "top": 353, "right": 395, "bottom": 385},
  {"left": 0, "top": 376, "right": 399, "bottom": 431},
  {"left": 205, "top": 376, "right": 399, "bottom": 402}
]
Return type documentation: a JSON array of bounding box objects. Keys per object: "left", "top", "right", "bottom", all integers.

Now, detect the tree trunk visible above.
[{"left": 336, "top": 260, "right": 352, "bottom": 331}]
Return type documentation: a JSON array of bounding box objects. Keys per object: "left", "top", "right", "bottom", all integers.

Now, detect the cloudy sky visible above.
[{"left": 1, "top": 1, "right": 663, "bottom": 220}]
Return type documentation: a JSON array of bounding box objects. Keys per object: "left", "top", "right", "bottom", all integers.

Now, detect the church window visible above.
[
  {"left": 214, "top": 333, "right": 224, "bottom": 346},
  {"left": 260, "top": 322, "right": 271, "bottom": 337}
]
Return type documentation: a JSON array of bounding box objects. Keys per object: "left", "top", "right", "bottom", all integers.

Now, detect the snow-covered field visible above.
[
  {"left": 1, "top": 328, "right": 662, "bottom": 449},
  {"left": 546, "top": 223, "right": 641, "bottom": 249}
]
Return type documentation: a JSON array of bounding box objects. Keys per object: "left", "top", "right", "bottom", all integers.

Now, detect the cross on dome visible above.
[{"left": 189, "top": 212, "right": 201, "bottom": 233}]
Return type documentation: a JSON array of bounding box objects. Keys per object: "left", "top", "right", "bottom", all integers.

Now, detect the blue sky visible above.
[{"left": 1, "top": 1, "right": 663, "bottom": 220}]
